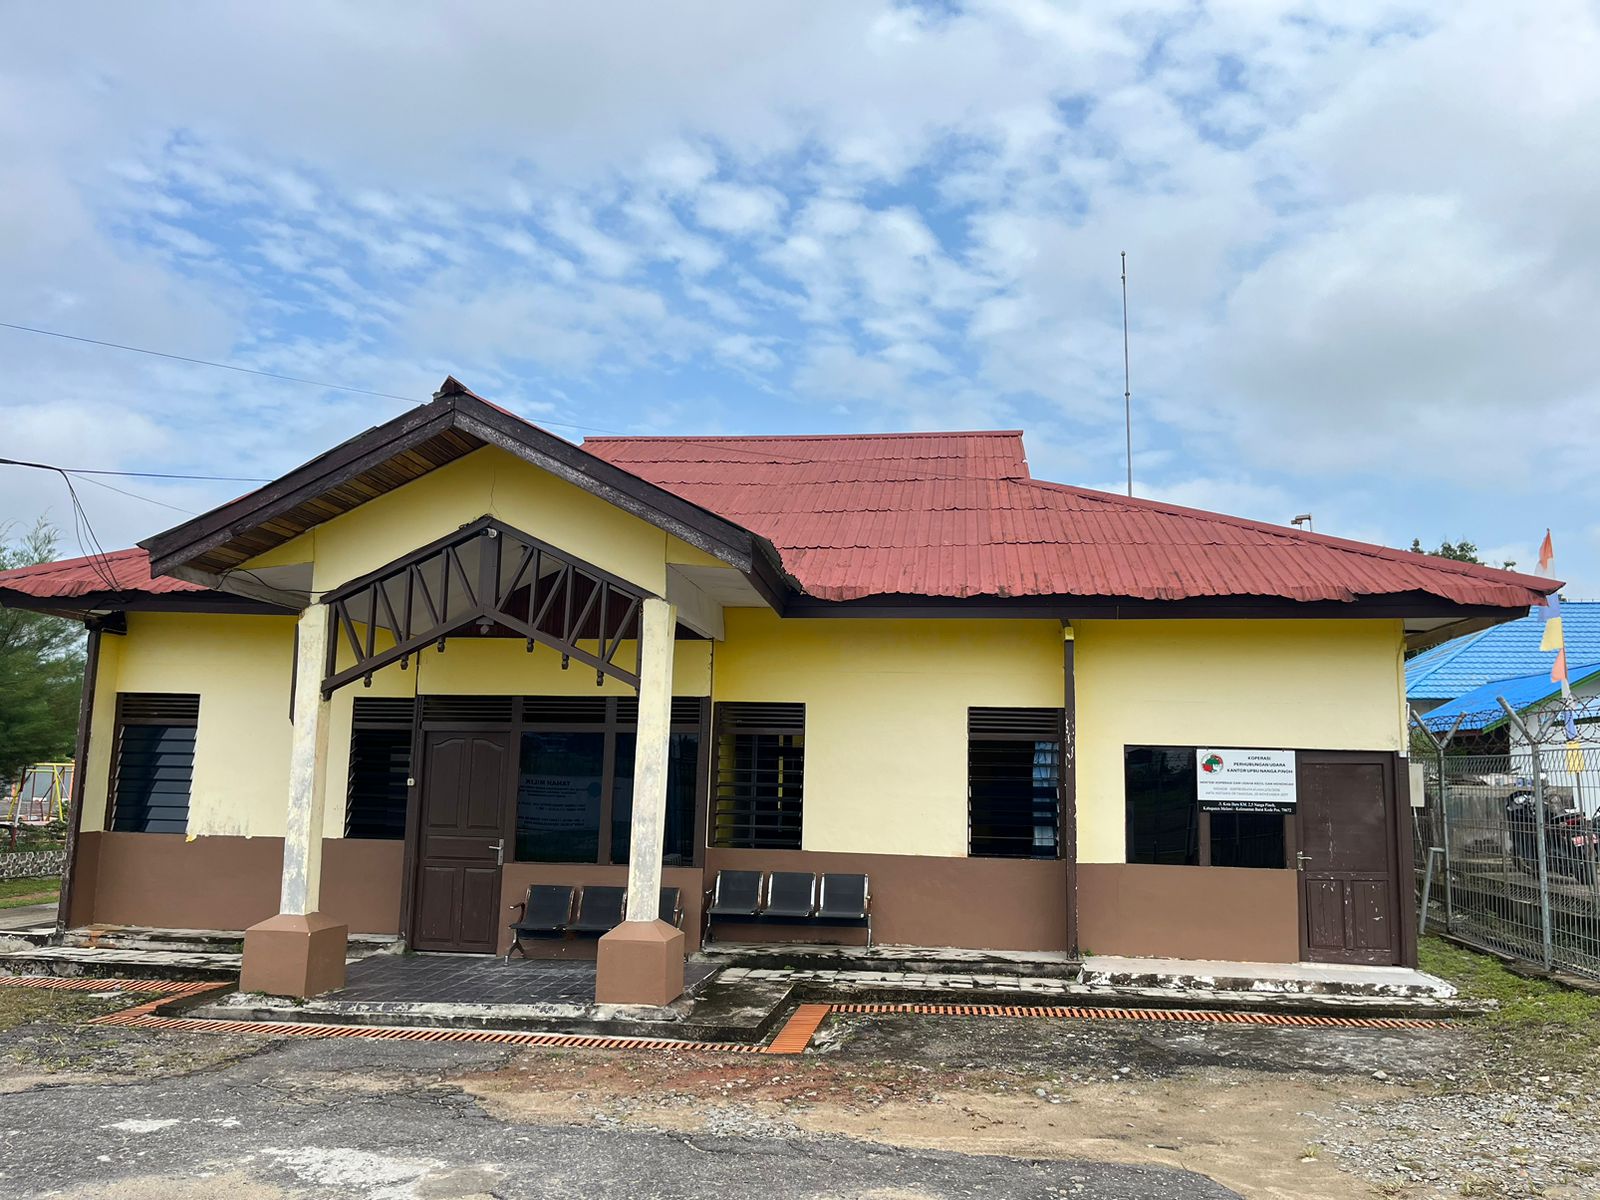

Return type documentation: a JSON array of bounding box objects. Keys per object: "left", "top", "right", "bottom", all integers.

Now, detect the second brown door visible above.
[
  {"left": 1297, "top": 753, "right": 1401, "bottom": 965},
  {"left": 413, "top": 731, "right": 509, "bottom": 953}
]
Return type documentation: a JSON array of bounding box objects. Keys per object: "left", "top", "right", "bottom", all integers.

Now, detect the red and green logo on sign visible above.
[{"left": 1201, "top": 753, "right": 1224, "bottom": 774}]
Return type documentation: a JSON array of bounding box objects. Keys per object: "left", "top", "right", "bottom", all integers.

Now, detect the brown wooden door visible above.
[
  {"left": 413, "top": 731, "right": 509, "bottom": 953},
  {"left": 1297, "top": 754, "right": 1401, "bottom": 965}
]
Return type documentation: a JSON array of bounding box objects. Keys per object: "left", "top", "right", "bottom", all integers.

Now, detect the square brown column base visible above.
[
  {"left": 595, "top": 919, "right": 686, "bottom": 1006},
  {"left": 240, "top": 911, "right": 348, "bottom": 998}
]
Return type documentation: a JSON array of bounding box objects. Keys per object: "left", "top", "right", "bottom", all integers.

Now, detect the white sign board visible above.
[{"left": 1196, "top": 748, "right": 1297, "bottom": 813}]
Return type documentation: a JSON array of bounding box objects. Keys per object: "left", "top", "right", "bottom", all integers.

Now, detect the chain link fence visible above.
[{"left": 1412, "top": 703, "right": 1600, "bottom": 980}]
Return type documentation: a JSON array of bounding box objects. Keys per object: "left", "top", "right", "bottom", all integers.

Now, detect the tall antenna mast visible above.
[{"left": 1120, "top": 250, "right": 1132, "bottom": 497}]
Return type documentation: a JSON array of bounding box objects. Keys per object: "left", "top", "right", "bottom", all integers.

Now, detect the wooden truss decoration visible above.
[{"left": 320, "top": 515, "right": 649, "bottom": 696}]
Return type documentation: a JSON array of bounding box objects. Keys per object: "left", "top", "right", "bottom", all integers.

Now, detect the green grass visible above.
[
  {"left": 1420, "top": 936, "right": 1600, "bottom": 1028},
  {"left": 0, "top": 876, "right": 60, "bottom": 910}
]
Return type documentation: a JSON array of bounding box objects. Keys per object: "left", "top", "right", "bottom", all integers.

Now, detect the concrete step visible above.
[
  {"left": 60, "top": 925, "right": 400, "bottom": 957},
  {"left": 0, "top": 944, "right": 242, "bottom": 982}
]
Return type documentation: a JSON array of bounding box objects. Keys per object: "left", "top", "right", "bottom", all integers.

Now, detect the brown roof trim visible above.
[
  {"left": 140, "top": 387, "right": 796, "bottom": 608},
  {"left": 780, "top": 591, "right": 1524, "bottom": 621},
  {"left": 0, "top": 589, "right": 293, "bottom": 620}
]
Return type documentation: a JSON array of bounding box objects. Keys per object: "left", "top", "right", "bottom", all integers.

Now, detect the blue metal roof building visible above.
[
  {"left": 1406, "top": 601, "right": 1600, "bottom": 702},
  {"left": 1418, "top": 663, "right": 1600, "bottom": 733}
]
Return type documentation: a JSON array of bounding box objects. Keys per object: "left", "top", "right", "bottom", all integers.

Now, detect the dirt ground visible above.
[{"left": 0, "top": 940, "right": 1596, "bottom": 1199}]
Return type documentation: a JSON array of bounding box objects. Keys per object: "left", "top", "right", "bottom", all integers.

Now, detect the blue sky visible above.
[{"left": 3, "top": 2, "right": 1599, "bottom": 590}]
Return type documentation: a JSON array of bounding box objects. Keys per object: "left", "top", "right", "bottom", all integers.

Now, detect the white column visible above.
[
  {"left": 281, "top": 603, "right": 333, "bottom": 916},
  {"left": 624, "top": 597, "right": 676, "bottom": 923}
]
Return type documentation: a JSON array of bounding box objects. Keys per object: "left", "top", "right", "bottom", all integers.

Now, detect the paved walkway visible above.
[{"left": 331, "top": 954, "right": 718, "bottom": 1006}]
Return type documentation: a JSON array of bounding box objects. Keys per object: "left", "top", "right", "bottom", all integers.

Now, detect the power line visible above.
[
  {"left": 0, "top": 456, "right": 268, "bottom": 484},
  {"left": 0, "top": 320, "right": 423, "bottom": 407},
  {"left": 0, "top": 319, "right": 630, "bottom": 438}
]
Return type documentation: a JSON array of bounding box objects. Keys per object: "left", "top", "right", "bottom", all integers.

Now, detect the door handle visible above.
[
  {"left": 1296, "top": 852, "right": 1313, "bottom": 871},
  {"left": 490, "top": 838, "right": 504, "bottom": 867}
]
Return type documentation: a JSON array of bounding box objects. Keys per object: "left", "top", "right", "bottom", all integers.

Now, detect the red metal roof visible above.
[
  {"left": 0, "top": 423, "right": 1557, "bottom": 611},
  {"left": 584, "top": 432, "right": 1558, "bottom": 607},
  {"left": 0, "top": 547, "right": 207, "bottom": 600}
]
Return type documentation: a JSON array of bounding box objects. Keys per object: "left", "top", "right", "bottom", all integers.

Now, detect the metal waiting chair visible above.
[
  {"left": 505, "top": 884, "right": 575, "bottom": 962},
  {"left": 568, "top": 885, "right": 628, "bottom": 936},
  {"left": 818, "top": 873, "right": 872, "bottom": 947},
  {"left": 659, "top": 886, "right": 683, "bottom": 927},
  {"left": 702, "top": 869, "right": 763, "bottom": 944},
  {"left": 761, "top": 871, "right": 818, "bottom": 920}
]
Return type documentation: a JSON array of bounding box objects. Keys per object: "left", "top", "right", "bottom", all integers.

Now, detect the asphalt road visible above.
[{"left": 0, "top": 1038, "right": 1240, "bottom": 1199}]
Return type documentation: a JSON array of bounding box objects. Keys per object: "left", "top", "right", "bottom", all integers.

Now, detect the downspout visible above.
[
  {"left": 1062, "top": 622, "right": 1078, "bottom": 958},
  {"left": 54, "top": 619, "right": 104, "bottom": 937}
]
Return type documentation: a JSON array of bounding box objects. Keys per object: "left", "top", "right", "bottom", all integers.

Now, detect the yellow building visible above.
[{"left": 0, "top": 379, "right": 1555, "bottom": 1000}]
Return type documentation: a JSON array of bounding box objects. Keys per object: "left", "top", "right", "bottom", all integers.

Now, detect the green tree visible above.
[
  {"left": 1408, "top": 538, "right": 1516, "bottom": 571},
  {"left": 0, "top": 519, "right": 85, "bottom": 786}
]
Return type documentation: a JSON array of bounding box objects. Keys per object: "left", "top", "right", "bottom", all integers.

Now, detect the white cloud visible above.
[{"left": 692, "top": 183, "right": 788, "bottom": 236}]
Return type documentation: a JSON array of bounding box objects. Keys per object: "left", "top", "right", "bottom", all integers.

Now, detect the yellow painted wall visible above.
[
  {"left": 711, "top": 609, "right": 1065, "bottom": 857},
  {"left": 80, "top": 613, "right": 298, "bottom": 838},
  {"left": 245, "top": 445, "right": 728, "bottom": 598},
  {"left": 1073, "top": 619, "right": 1407, "bottom": 862}
]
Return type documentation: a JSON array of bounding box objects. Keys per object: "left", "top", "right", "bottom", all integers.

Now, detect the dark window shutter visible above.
[
  {"left": 420, "top": 695, "right": 514, "bottom": 723},
  {"left": 522, "top": 696, "right": 609, "bottom": 725},
  {"left": 712, "top": 703, "right": 804, "bottom": 850},
  {"left": 346, "top": 698, "right": 414, "bottom": 840},
  {"left": 967, "top": 707, "right": 1062, "bottom": 859},
  {"left": 110, "top": 693, "right": 199, "bottom": 833}
]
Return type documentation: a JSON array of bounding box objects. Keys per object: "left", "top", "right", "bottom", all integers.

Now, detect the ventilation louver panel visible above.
[
  {"left": 420, "top": 695, "right": 515, "bottom": 723},
  {"left": 521, "top": 696, "right": 609, "bottom": 725},
  {"left": 118, "top": 693, "right": 200, "bottom": 724},
  {"left": 352, "top": 697, "right": 416, "bottom": 729}
]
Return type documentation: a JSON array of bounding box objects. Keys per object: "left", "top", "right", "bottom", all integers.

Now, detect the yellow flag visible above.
[{"left": 1540, "top": 616, "right": 1565, "bottom": 651}]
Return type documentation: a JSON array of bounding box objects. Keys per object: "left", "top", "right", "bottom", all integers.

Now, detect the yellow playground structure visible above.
[{"left": 5, "top": 762, "right": 72, "bottom": 828}]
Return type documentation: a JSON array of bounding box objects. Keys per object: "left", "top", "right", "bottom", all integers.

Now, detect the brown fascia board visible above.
[
  {"left": 141, "top": 393, "right": 796, "bottom": 609},
  {"left": 780, "top": 591, "right": 1529, "bottom": 623}
]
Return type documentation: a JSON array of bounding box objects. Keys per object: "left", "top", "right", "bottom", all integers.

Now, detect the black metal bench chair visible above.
[
  {"left": 703, "top": 870, "right": 872, "bottom": 946},
  {"left": 506, "top": 883, "right": 685, "bottom": 961},
  {"left": 659, "top": 885, "right": 683, "bottom": 927},
  {"left": 505, "top": 884, "right": 575, "bottom": 962},
  {"left": 568, "top": 885, "right": 627, "bottom": 936}
]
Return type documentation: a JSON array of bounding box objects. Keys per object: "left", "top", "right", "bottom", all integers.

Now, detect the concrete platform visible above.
[
  {"left": 195, "top": 956, "right": 791, "bottom": 1044},
  {"left": 1079, "top": 956, "right": 1457, "bottom": 1000},
  {"left": 700, "top": 941, "right": 1081, "bottom": 979}
]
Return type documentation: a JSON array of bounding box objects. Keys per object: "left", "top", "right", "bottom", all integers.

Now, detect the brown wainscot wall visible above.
[
  {"left": 496, "top": 864, "right": 707, "bottom": 958},
  {"left": 702, "top": 848, "right": 1072, "bottom": 951},
  {"left": 69, "top": 832, "right": 405, "bottom": 934},
  {"left": 1076, "top": 863, "right": 1300, "bottom": 962}
]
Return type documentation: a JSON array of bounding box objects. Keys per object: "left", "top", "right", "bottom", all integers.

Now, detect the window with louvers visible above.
[
  {"left": 346, "top": 698, "right": 414, "bottom": 839},
  {"left": 967, "top": 707, "right": 1063, "bottom": 859},
  {"left": 110, "top": 693, "right": 200, "bottom": 834},
  {"left": 712, "top": 703, "right": 804, "bottom": 849}
]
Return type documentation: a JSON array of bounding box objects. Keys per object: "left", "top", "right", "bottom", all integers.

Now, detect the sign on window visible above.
[{"left": 1195, "top": 748, "right": 1297, "bottom": 813}]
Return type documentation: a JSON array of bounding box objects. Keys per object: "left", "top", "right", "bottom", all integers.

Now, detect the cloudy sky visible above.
[{"left": 3, "top": 2, "right": 1598, "bottom": 590}]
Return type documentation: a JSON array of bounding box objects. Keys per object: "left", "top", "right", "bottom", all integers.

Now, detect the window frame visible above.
[
  {"left": 966, "top": 706, "right": 1066, "bottom": 860},
  {"left": 508, "top": 694, "right": 709, "bottom": 866},
  {"left": 1123, "top": 744, "right": 1294, "bottom": 869},
  {"left": 107, "top": 692, "right": 200, "bottom": 834},
  {"left": 346, "top": 697, "right": 416, "bottom": 840},
  {"left": 710, "top": 702, "right": 806, "bottom": 850}
]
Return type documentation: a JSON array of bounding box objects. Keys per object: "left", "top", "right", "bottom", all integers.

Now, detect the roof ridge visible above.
[
  {"left": 1022, "top": 478, "right": 1560, "bottom": 594},
  {"left": 1405, "top": 624, "right": 1497, "bottom": 684},
  {"left": 583, "top": 430, "right": 1025, "bottom": 443}
]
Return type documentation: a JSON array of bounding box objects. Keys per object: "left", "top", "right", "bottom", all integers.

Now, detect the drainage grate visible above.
[
  {"left": 91, "top": 1008, "right": 761, "bottom": 1053},
  {"left": 0, "top": 976, "right": 219, "bottom": 997},
  {"left": 826, "top": 1002, "right": 1450, "bottom": 1030}
]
